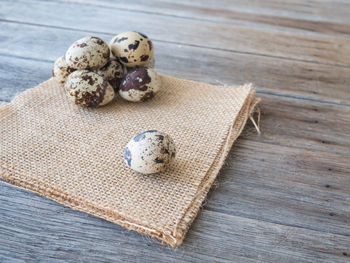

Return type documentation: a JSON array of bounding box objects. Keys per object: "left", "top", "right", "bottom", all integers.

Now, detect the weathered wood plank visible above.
[
  {"left": 0, "top": 55, "right": 52, "bottom": 102},
  {"left": 1, "top": 181, "right": 349, "bottom": 262},
  {"left": 206, "top": 139, "right": 350, "bottom": 237},
  {"left": 244, "top": 94, "right": 350, "bottom": 156},
  {"left": 1, "top": 0, "right": 350, "bottom": 66},
  {"left": 71, "top": 0, "right": 350, "bottom": 23},
  {"left": 59, "top": 0, "right": 350, "bottom": 35},
  {"left": 1, "top": 22, "right": 350, "bottom": 105}
]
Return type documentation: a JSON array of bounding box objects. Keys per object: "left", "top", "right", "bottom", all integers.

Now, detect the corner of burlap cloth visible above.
[{"left": 0, "top": 74, "right": 259, "bottom": 247}]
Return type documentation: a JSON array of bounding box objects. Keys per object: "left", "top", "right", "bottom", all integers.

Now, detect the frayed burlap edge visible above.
[{"left": 0, "top": 80, "right": 259, "bottom": 247}]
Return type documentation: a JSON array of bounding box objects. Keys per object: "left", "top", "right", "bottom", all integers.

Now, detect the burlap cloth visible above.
[{"left": 0, "top": 74, "right": 259, "bottom": 246}]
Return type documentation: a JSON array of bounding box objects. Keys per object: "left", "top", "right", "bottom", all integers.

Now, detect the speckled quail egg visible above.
[
  {"left": 125, "top": 56, "right": 155, "bottom": 73},
  {"left": 65, "top": 37, "right": 110, "bottom": 70},
  {"left": 119, "top": 67, "right": 160, "bottom": 102},
  {"left": 109, "top": 31, "right": 154, "bottom": 67},
  {"left": 52, "top": 56, "right": 76, "bottom": 86},
  {"left": 65, "top": 70, "right": 115, "bottom": 107},
  {"left": 124, "top": 130, "right": 176, "bottom": 174},
  {"left": 94, "top": 58, "right": 126, "bottom": 91}
]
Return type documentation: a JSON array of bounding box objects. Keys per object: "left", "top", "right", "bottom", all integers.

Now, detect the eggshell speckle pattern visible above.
[
  {"left": 65, "top": 37, "right": 110, "bottom": 70},
  {"left": 110, "top": 32, "right": 154, "bottom": 67},
  {"left": 52, "top": 56, "right": 76, "bottom": 86},
  {"left": 124, "top": 130, "right": 176, "bottom": 174},
  {"left": 125, "top": 56, "right": 155, "bottom": 73},
  {"left": 119, "top": 67, "right": 160, "bottom": 102},
  {"left": 65, "top": 70, "right": 115, "bottom": 107},
  {"left": 95, "top": 58, "right": 126, "bottom": 91}
]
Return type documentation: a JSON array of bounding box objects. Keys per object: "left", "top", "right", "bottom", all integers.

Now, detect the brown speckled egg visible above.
[
  {"left": 109, "top": 32, "right": 154, "bottom": 67},
  {"left": 119, "top": 67, "right": 160, "bottom": 102},
  {"left": 125, "top": 56, "right": 155, "bottom": 73},
  {"left": 124, "top": 130, "right": 176, "bottom": 174},
  {"left": 94, "top": 58, "right": 126, "bottom": 91},
  {"left": 65, "top": 37, "right": 110, "bottom": 70},
  {"left": 65, "top": 70, "right": 115, "bottom": 107},
  {"left": 53, "top": 56, "right": 76, "bottom": 86}
]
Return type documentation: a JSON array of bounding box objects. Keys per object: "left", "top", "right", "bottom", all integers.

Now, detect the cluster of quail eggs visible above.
[
  {"left": 53, "top": 32, "right": 160, "bottom": 107},
  {"left": 53, "top": 32, "right": 175, "bottom": 175}
]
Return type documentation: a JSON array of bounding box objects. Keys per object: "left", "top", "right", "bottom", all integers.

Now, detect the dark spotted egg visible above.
[
  {"left": 109, "top": 31, "right": 154, "bottom": 67},
  {"left": 65, "top": 70, "right": 115, "bottom": 107},
  {"left": 65, "top": 37, "right": 110, "bottom": 70},
  {"left": 124, "top": 130, "right": 176, "bottom": 174},
  {"left": 125, "top": 56, "right": 155, "bottom": 73},
  {"left": 53, "top": 56, "right": 76, "bottom": 86},
  {"left": 119, "top": 67, "right": 160, "bottom": 102},
  {"left": 94, "top": 58, "right": 126, "bottom": 91}
]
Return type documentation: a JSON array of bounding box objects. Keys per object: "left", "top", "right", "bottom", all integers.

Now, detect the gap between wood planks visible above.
[
  {"left": 0, "top": 178, "right": 349, "bottom": 241},
  {"left": 1, "top": 169, "right": 350, "bottom": 262},
  {"left": 30, "top": 0, "right": 350, "bottom": 36},
  {"left": 2, "top": 0, "right": 350, "bottom": 67},
  {"left": 2, "top": 18, "right": 349, "bottom": 71}
]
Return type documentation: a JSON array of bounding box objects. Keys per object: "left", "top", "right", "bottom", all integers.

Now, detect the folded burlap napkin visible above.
[{"left": 0, "top": 74, "right": 259, "bottom": 246}]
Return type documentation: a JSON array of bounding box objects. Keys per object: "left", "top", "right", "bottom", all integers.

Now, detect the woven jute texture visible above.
[{"left": 0, "top": 74, "right": 258, "bottom": 246}]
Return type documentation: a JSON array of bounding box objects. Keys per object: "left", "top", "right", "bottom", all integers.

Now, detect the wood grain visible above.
[
  {"left": 244, "top": 95, "right": 350, "bottom": 156},
  {"left": 0, "top": 55, "right": 51, "bottom": 102},
  {"left": 206, "top": 139, "right": 350, "bottom": 237},
  {"left": 1, "top": 21, "right": 350, "bottom": 105},
  {"left": 1, "top": 181, "right": 349, "bottom": 263},
  {"left": 1, "top": 0, "right": 350, "bottom": 66},
  {"left": 59, "top": 0, "right": 350, "bottom": 35}
]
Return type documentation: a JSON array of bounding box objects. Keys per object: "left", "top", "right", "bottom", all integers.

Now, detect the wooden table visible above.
[{"left": 1, "top": 0, "right": 349, "bottom": 262}]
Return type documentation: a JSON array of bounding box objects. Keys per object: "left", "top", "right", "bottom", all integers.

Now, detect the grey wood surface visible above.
[{"left": 0, "top": 0, "right": 349, "bottom": 262}]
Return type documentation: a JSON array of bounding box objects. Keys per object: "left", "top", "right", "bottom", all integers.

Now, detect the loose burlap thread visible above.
[{"left": 0, "top": 74, "right": 259, "bottom": 246}]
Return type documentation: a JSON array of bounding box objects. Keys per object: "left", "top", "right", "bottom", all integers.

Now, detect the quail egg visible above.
[
  {"left": 124, "top": 130, "right": 176, "bottom": 174},
  {"left": 109, "top": 31, "right": 154, "bottom": 67},
  {"left": 65, "top": 70, "right": 115, "bottom": 107},
  {"left": 119, "top": 67, "right": 160, "bottom": 102},
  {"left": 125, "top": 56, "right": 155, "bottom": 73},
  {"left": 94, "top": 58, "right": 126, "bottom": 91},
  {"left": 52, "top": 56, "right": 76, "bottom": 86},
  {"left": 65, "top": 37, "right": 110, "bottom": 70}
]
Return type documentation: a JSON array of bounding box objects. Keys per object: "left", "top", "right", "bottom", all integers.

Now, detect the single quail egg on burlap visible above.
[
  {"left": 65, "top": 70, "right": 115, "bottom": 107},
  {"left": 119, "top": 67, "right": 160, "bottom": 102},
  {"left": 109, "top": 31, "right": 154, "bottom": 67},
  {"left": 94, "top": 58, "right": 126, "bottom": 91},
  {"left": 124, "top": 130, "right": 176, "bottom": 174},
  {"left": 52, "top": 56, "right": 76, "bottom": 86},
  {"left": 65, "top": 37, "right": 110, "bottom": 70}
]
